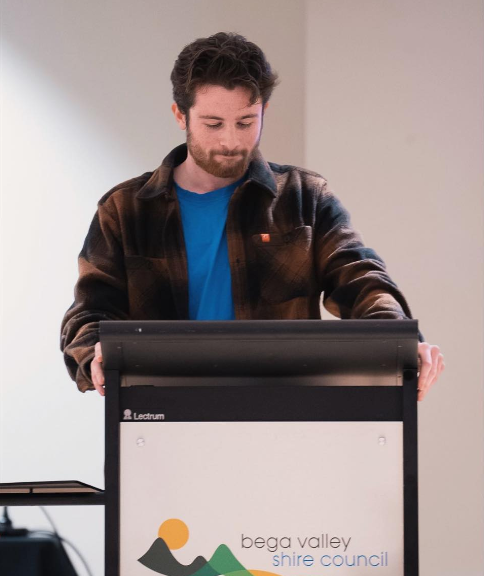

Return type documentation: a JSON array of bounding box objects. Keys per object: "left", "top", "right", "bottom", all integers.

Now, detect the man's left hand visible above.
[{"left": 417, "top": 342, "right": 445, "bottom": 401}]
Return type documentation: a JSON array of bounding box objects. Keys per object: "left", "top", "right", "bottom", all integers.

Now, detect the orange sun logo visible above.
[{"left": 157, "top": 518, "right": 189, "bottom": 550}]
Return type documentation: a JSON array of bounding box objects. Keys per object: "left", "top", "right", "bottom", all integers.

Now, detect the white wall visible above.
[
  {"left": 305, "top": 1, "right": 484, "bottom": 574},
  {"left": 0, "top": 1, "right": 305, "bottom": 574},
  {"left": 1, "top": 1, "right": 483, "bottom": 575}
]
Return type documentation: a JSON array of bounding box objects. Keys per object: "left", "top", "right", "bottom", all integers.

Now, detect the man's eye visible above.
[{"left": 205, "top": 123, "right": 253, "bottom": 129}]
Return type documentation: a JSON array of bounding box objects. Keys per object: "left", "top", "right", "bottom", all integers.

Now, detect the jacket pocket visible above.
[{"left": 251, "top": 226, "right": 314, "bottom": 304}]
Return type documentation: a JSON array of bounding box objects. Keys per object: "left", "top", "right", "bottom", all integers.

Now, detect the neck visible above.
[{"left": 174, "top": 153, "right": 243, "bottom": 194}]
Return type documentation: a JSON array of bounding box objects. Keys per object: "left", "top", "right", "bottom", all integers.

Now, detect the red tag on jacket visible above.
[{"left": 261, "top": 234, "right": 271, "bottom": 243}]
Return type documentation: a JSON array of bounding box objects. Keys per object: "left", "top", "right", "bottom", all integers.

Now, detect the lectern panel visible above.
[
  {"left": 119, "top": 422, "right": 404, "bottom": 576},
  {"left": 103, "top": 320, "right": 418, "bottom": 576}
]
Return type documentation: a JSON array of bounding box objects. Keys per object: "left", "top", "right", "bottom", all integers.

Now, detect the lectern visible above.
[{"left": 102, "top": 319, "right": 419, "bottom": 576}]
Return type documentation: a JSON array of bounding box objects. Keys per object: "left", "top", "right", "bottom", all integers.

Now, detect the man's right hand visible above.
[{"left": 91, "top": 341, "right": 105, "bottom": 396}]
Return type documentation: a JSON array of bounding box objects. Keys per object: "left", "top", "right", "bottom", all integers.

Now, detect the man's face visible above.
[{"left": 182, "top": 85, "right": 266, "bottom": 179}]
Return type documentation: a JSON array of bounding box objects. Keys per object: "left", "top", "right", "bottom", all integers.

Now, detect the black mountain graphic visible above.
[
  {"left": 138, "top": 539, "right": 253, "bottom": 576},
  {"left": 138, "top": 537, "right": 208, "bottom": 576}
]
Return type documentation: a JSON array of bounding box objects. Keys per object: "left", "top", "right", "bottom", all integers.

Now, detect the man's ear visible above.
[
  {"left": 171, "top": 103, "right": 187, "bottom": 130},
  {"left": 263, "top": 101, "right": 270, "bottom": 113}
]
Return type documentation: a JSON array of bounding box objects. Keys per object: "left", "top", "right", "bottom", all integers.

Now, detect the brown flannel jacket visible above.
[{"left": 60, "top": 143, "right": 420, "bottom": 392}]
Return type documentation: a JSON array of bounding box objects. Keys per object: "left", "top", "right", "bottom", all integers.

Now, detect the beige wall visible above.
[{"left": 305, "top": 1, "right": 484, "bottom": 574}]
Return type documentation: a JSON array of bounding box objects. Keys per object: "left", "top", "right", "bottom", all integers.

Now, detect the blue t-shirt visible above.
[{"left": 174, "top": 172, "right": 247, "bottom": 320}]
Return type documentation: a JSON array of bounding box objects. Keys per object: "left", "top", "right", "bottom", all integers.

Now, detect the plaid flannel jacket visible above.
[{"left": 60, "top": 143, "right": 420, "bottom": 392}]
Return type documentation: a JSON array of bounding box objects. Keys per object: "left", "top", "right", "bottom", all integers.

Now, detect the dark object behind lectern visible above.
[{"left": 102, "top": 319, "right": 419, "bottom": 576}]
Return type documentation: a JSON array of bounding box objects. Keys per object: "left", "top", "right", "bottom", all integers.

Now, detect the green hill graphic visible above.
[{"left": 192, "top": 544, "right": 253, "bottom": 576}]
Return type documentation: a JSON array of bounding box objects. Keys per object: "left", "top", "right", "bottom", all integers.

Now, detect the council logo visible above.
[{"left": 138, "top": 519, "right": 281, "bottom": 576}]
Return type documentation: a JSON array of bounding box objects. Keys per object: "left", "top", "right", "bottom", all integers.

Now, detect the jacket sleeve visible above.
[
  {"left": 314, "top": 182, "right": 424, "bottom": 342},
  {"left": 60, "top": 197, "right": 130, "bottom": 392}
]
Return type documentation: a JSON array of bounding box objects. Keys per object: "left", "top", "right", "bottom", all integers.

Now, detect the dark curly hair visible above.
[{"left": 170, "top": 32, "right": 280, "bottom": 123}]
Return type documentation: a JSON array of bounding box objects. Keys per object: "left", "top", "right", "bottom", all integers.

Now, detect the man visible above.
[{"left": 60, "top": 32, "right": 444, "bottom": 400}]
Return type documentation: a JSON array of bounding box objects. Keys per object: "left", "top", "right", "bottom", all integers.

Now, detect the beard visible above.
[{"left": 186, "top": 123, "right": 262, "bottom": 179}]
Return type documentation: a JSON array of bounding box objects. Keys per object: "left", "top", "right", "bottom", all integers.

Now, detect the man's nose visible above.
[{"left": 219, "top": 127, "right": 240, "bottom": 151}]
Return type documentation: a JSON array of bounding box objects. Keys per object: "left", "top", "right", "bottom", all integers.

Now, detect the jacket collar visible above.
[{"left": 136, "top": 142, "right": 277, "bottom": 200}]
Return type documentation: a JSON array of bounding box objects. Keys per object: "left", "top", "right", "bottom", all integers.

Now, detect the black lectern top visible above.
[{"left": 99, "top": 319, "right": 418, "bottom": 387}]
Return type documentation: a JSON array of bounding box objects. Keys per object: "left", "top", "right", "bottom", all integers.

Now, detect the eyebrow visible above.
[{"left": 198, "top": 113, "right": 259, "bottom": 121}]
